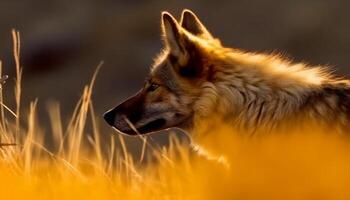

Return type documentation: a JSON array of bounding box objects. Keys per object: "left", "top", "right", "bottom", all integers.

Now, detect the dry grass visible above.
[{"left": 0, "top": 31, "right": 350, "bottom": 200}]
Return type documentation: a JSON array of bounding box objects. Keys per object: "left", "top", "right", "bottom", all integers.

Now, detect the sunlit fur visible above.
[
  {"left": 102, "top": 9, "right": 350, "bottom": 163},
  {"left": 149, "top": 10, "right": 350, "bottom": 139}
]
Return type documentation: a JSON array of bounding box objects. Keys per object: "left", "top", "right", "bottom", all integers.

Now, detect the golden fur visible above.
[{"left": 104, "top": 9, "right": 350, "bottom": 138}]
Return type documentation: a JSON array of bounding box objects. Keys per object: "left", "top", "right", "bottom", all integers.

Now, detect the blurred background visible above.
[{"left": 0, "top": 0, "right": 349, "bottom": 151}]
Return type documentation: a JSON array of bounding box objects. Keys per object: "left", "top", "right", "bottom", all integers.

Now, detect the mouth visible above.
[
  {"left": 115, "top": 118, "right": 166, "bottom": 136},
  {"left": 111, "top": 113, "right": 192, "bottom": 136},
  {"left": 135, "top": 118, "right": 167, "bottom": 134}
]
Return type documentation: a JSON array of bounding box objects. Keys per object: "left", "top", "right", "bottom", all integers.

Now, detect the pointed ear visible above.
[
  {"left": 162, "top": 12, "right": 186, "bottom": 57},
  {"left": 180, "top": 9, "right": 214, "bottom": 40}
]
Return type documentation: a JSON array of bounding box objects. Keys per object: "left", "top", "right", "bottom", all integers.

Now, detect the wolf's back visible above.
[{"left": 303, "top": 82, "right": 350, "bottom": 127}]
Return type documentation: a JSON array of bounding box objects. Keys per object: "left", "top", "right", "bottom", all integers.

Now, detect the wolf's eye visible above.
[{"left": 147, "top": 83, "right": 160, "bottom": 92}]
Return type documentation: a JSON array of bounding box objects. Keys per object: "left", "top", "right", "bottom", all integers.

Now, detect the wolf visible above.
[{"left": 104, "top": 9, "right": 350, "bottom": 137}]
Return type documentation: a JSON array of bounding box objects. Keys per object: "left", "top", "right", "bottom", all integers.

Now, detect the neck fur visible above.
[{"left": 194, "top": 48, "right": 333, "bottom": 129}]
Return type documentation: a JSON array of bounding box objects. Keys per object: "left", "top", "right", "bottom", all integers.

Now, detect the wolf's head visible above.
[{"left": 104, "top": 9, "right": 220, "bottom": 135}]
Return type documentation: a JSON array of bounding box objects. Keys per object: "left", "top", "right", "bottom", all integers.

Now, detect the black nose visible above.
[{"left": 103, "top": 109, "right": 116, "bottom": 126}]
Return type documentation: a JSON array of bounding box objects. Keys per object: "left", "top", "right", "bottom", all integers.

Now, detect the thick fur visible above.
[
  {"left": 187, "top": 45, "right": 350, "bottom": 130},
  {"left": 104, "top": 9, "right": 350, "bottom": 136}
]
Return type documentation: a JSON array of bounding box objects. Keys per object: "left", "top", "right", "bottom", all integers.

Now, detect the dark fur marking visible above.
[
  {"left": 166, "top": 35, "right": 204, "bottom": 78},
  {"left": 179, "top": 43, "right": 203, "bottom": 78},
  {"left": 301, "top": 85, "right": 350, "bottom": 122},
  {"left": 168, "top": 54, "right": 178, "bottom": 65},
  {"left": 323, "top": 86, "right": 350, "bottom": 117}
]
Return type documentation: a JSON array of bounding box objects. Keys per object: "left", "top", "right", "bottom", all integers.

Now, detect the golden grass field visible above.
[{"left": 1, "top": 31, "right": 350, "bottom": 200}]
